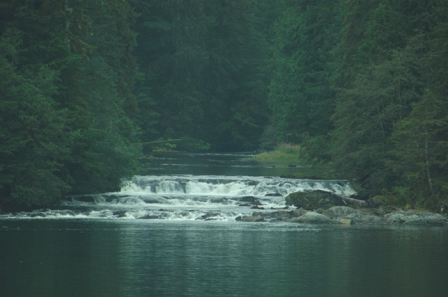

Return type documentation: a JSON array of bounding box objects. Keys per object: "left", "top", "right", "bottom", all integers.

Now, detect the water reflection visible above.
[{"left": 1, "top": 221, "right": 447, "bottom": 297}]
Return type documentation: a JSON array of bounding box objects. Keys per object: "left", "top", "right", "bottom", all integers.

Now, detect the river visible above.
[{"left": 1, "top": 152, "right": 447, "bottom": 297}]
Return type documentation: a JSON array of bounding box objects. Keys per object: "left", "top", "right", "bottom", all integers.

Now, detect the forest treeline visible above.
[
  {"left": 268, "top": 0, "right": 448, "bottom": 211},
  {"left": 1, "top": 0, "right": 447, "bottom": 211}
]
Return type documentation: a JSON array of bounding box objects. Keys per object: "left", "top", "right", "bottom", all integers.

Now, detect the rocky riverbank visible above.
[{"left": 236, "top": 191, "right": 448, "bottom": 226}]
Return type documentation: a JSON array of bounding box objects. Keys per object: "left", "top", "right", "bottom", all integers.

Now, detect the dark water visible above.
[
  {"left": 1, "top": 220, "right": 447, "bottom": 297},
  {"left": 1, "top": 153, "right": 448, "bottom": 297},
  {"left": 138, "top": 151, "right": 323, "bottom": 176}
]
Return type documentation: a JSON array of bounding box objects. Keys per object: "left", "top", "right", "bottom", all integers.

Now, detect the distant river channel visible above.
[{"left": 1, "top": 152, "right": 447, "bottom": 297}]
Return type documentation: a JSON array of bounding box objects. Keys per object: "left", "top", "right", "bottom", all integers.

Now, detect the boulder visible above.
[
  {"left": 241, "top": 215, "right": 264, "bottom": 222},
  {"left": 290, "top": 208, "right": 308, "bottom": 217},
  {"left": 346, "top": 213, "right": 385, "bottom": 224},
  {"left": 289, "top": 211, "right": 331, "bottom": 224},
  {"left": 334, "top": 218, "right": 352, "bottom": 225},
  {"left": 199, "top": 211, "right": 221, "bottom": 220},
  {"left": 251, "top": 211, "right": 283, "bottom": 222},
  {"left": 323, "top": 206, "right": 362, "bottom": 218},
  {"left": 113, "top": 210, "right": 128, "bottom": 218},
  {"left": 261, "top": 209, "right": 308, "bottom": 221},
  {"left": 285, "top": 191, "right": 344, "bottom": 210},
  {"left": 239, "top": 196, "right": 262, "bottom": 206},
  {"left": 385, "top": 210, "right": 446, "bottom": 225},
  {"left": 139, "top": 215, "right": 159, "bottom": 219}
]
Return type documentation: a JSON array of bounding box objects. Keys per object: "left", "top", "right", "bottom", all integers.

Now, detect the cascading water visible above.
[{"left": 1, "top": 175, "right": 356, "bottom": 221}]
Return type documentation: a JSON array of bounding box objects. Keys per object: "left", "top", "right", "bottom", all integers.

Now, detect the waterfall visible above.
[{"left": 2, "top": 175, "right": 355, "bottom": 221}]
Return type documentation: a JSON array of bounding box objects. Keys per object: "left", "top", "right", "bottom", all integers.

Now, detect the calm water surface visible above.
[
  {"left": 1, "top": 153, "right": 447, "bottom": 296},
  {"left": 1, "top": 220, "right": 447, "bottom": 297}
]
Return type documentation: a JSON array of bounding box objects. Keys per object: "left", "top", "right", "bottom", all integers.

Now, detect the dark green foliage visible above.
[
  {"left": 131, "top": 0, "right": 270, "bottom": 150},
  {"left": 268, "top": 0, "right": 448, "bottom": 210},
  {"left": 332, "top": 44, "right": 424, "bottom": 194},
  {"left": 268, "top": 0, "right": 340, "bottom": 145},
  {"left": 0, "top": 0, "right": 141, "bottom": 210},
  {"left": 0, "top": 27, "right": 70, "bottom": 207},
  {"left": 329, "top": 0, "right": 440, "bottom": 205}
]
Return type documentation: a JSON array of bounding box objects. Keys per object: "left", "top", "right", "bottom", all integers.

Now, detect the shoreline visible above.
[{"left": 238, "top": 206, "right": 448, "bottom": 226}]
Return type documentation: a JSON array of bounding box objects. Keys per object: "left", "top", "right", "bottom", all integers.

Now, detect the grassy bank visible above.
[
  {"left": 253, "top": 144, "right": 303, "bottom": 164},
  {"left": 253, "top": 144, "right": 342, "bottom": 180}
]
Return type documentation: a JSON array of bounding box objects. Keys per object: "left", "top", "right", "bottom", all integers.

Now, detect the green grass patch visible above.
[{"left": 253, "top": 144, "right": 303, "bottom": 164}]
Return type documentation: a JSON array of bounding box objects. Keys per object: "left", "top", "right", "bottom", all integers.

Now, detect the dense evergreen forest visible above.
[{"left": 1, "top": 0, "right": 447, "bottom": 212}]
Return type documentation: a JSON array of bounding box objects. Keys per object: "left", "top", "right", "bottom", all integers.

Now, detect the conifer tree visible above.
[
  {"left": 267, "top": 0, "right": 340, "bottom": 156},
  {"left": 0, "top": 0, "right": 142, "bottom": 209}
]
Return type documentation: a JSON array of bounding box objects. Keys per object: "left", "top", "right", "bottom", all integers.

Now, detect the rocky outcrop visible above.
[
  {"left": 285, "top": 191, "right": 345, "bottom": 210},
  {"left": 237, "top": 206, "right": 448, "bottom": 226},
  {"left": 385, "top": 210, "right": 446, "bottom": 225},
  {"left": 233, "top": 189, "right": 448, "bottom": 226},
  {"left": 287, "top": 212, "right": 331, "bottom": 224},
  {"left": 323, "top": 206, "right": 363, "bottom": 218}
]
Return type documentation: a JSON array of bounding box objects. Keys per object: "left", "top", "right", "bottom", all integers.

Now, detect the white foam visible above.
[
  {"left": 4, "top": 175, "right": 356, "bottom": 221},
  {"left": 155, "top": 180, "right": 184, "bottom": 194}
]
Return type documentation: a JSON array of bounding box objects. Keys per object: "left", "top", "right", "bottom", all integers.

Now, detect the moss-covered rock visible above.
[{"left": 285, "top": 191, "right": 345, "bottom": 210}]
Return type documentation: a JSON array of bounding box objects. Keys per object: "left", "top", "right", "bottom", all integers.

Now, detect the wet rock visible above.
[
  {"left": 404, "top": 213, "right": 446, "bottom": 225},
  {"left": 104, "top": 195, "right": 121, "bottom": 203},
  {"left": 210, "top": 197, "right": 231, "bottom": 204},
  {"left": 139, "top": 215, "right": 159, "bottom": 219},
  {"left": 378, "top": 205, "right": 396, "bottom": 214},
  {"left": 323, "top": 206, "right": 363, "bottom": 218},
  {"left": 114, "top": 211, "right": 128, "bottom": 218},
  {"left": 140, "top": 197, "right": 166, "bottom": 204},
  {"left": 238, "top": 203, "right": 252, "bottom": 207},
  {"left": 251, "top": 205, "right": 264, "bottom": 209},
  {"left": 240, "top": 196, "right": 262, "bottom": 206},
  {"left": 274, "top": 210, "right": 293, "bottom": 221},
  {"left": 55, "top": 210, "right": 77, "bottom": 216},
  {"left": 265, "top": 193, "right": 282, "bottom": 197},
  {"left": 346, "top": 213, "right": 385, "bottom": 224},
  {"left": 366, "top": 207, "right": 388, "bottom": 216},
  {"left": 234, "top": 200, "right": 448, "bottom": 226},
  {"left": 241, "top": 215, "right": 264, "bottom": 222},
  {"left": 290, "top": 208, "right": 308, "bottom": 217},
  {"left": 385, "top": 210, "right": 446, "bottom": 225},
  {"left": 252, "top": 212, "right": 279, "bottom": 220},
  {"left": 289, "top": 212, "right": 331, "bottom": 224},
  {"left": 334, "top": 218, "right": 352, "bottom": 225},
  {"left": 200, "top": 211, "right": 221, "bottom": 220},
  {"left": 285, "top": 191, "right": 344, "bottom": 210}
]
